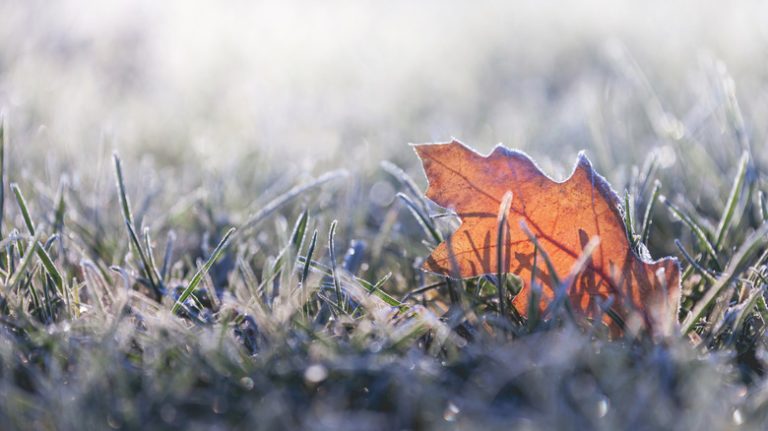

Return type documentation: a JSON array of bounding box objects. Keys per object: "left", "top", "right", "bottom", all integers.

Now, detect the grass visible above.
[
  {"left": 0, "top": 105, "right": 767, "bottom": 430},
  {"left": 1, "top": 26, "right": 768, "bottom": 431}
]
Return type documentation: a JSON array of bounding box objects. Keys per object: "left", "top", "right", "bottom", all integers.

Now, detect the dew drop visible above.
[
  {"left": 733, "top": 409, "right": 743, "bottom": 425},
  {"left": 240, "top": 376, "right": 254, "bottom": 390},
  {"left": 443, "top": 402, "right": 460, "bottom": 422},
  {"left": 596, "top": 398, "right": 609, "bottom": 418},
  {"left": 106, "top": 415, "right": 121, "bottom": 429},
  {"left": 304, "top": 364, "right": 328, "bottom": 384}
]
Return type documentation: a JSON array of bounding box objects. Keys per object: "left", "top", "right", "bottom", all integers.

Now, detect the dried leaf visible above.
[{"left": 414, "top": 140, "right": 680, "bottom": 332}]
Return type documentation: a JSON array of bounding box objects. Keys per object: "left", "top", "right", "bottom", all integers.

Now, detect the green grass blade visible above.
[
  {"left": 544, "top": 237, "right": 600, "bottom": 321},
  {"left": 143, "top": 227, "right": 164, "bottom": 287},
  {"left": 10, "top": 183, "right": 35, "bottom": 236},
  {"left": 527, "top": 246, "right": 541, "bottom": 330},
  {"left": 161, "top": 230, "right": 176, "bottom": 283},
  {"left": 172, "top": 227, "right": 235, "bottom": 314},
  {"left": 623, "top": 190, "right": 637, "bottom": 250},
  {"left": 112, "top": 152, "right": 135, "bottom": 231},
  {"left": 731, "top": 284, "right": 766, "bottom": 336},
  {"left": 9, "top": 184, "right": 65, "bottom": 294},
  {"left": 397, "top": 192, "right": 442, "bottom": 245},
  {"left": 26, "top": 264, "right": 45, "bottom": 321},
  {"left": 640, "top": 180, "right": 661, "bottom": 244},
  {"left": 402, "top": 281, "right": 446, "bottom": 301},
  {"left": 681, "top": 223, "right": 768, "bottom": 334},
  {"left": 674, "top": 239, "right": 716, "bottom": 283},
  {"left": 6, "top": 231, "right": 43, "bottom": 292},
  {"left": 35, "top": 241, "right": 64, "bottom": 296},
  {"left": 660, "top": 195, "right": 721, "bottom": 271},
  {"left": 125, "top": 221, "right": 160, "bottom": 297},
  {"left": 290, "top": 209, "right": 310, "bottom": 253},
  {"left": 328, "top": 220, "right": 343, "bottom": 311},
  {"left": 714, "top": 151, "right": 749, "bottom": 249},
  {"left": 300, "top": 229, "right": 318, "bottom": 286},
  {"left": 357, "top": 272, "right": 401, "bottom": 307},
  {"left": 113, "top": 153, "right": 161, "bottom": 297},
  {"left": 520, "top": 222, "right": 580, "bottom": 325},
  {"left": 520, "top": 222, "right": 562, "bottom": 288},
  {"left": 381, "top": 160, "right": 430, "bottom": 214},
  {"left": 380, "top": 160, "right": 422, "bottom": 201},
  {"left": 496, "top": 191, "right": 513, "bottom": 317}
]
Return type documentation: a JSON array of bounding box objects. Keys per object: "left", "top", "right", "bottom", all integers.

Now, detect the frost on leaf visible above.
[{"left": 414, "top": 140, "right": 680, "bottom": 332}]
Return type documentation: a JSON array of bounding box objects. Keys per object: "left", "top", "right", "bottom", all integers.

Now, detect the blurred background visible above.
[
  {"left": 2, "top": 0, "right": 767, "bottom": 168},
  {"left": 1, "top": 0, "right": 767, "bottom": 258}
]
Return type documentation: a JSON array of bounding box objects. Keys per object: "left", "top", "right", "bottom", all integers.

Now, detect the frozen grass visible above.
[
  {"left": 1, "top": 86, "right": 767, "bottom": 429},
  {"left": 1, "top": 2, "right": 768, "bottom": 430}
]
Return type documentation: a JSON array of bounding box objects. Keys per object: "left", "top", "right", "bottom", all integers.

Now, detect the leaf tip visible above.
[{"left": 575, "top": 150, "right": 594, "bottom": 172}]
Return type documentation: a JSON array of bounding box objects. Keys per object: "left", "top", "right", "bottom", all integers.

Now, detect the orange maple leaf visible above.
[{"left": 414, "top": 140, "right": 680, "bottom": 332}]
